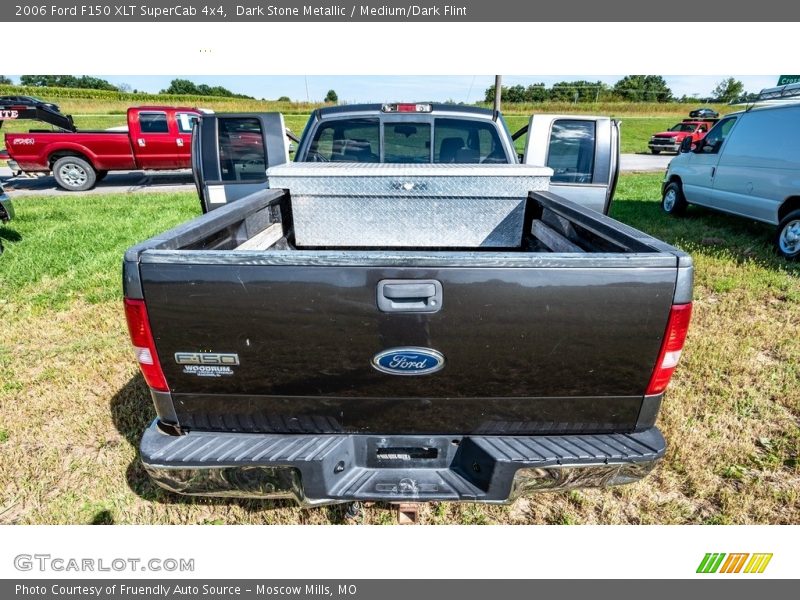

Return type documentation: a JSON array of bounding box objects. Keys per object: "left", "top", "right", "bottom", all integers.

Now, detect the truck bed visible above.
[
  {"left": 125, "top": 188, "right": 691, "bottom": 438},
  {"left": 4, "top": 130, "right": 135, "bottom": 172},
  {"left": 125, "top": 109, "right": 690, "bottom": 503}
]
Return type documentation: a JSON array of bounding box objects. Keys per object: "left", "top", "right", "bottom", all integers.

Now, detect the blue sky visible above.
[{"left": 11, "top": 75, "right": 782, "bottom": 102}]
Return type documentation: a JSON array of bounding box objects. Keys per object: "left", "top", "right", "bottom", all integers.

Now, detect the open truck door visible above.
[
  {"left": 192, "top": 113, "right": 289, "bottom": 213},
  {"left": 517, "top": 115, "right": 620, "bottom": 214}
]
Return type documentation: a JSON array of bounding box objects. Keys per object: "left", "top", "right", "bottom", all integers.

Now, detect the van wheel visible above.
[
  {"left": 662, "top": 182, "right": 687, "bottom": 215},
  {"left": 651, "top": 148, "right": 661, "bottom": 155},
  {"left": 776, "top": 209, "right": 800, "bottom": 259},
  {"left": 52, "top": 156, "right": 96, "bottom": 191}
]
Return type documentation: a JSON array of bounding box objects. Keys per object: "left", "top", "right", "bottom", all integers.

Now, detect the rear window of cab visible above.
[{"left": 305, "top": 117, "right": 508, "bottom": 164}]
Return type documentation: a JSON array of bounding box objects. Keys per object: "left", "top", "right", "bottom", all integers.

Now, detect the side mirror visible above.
[{"left": 679, "top": 137, "right": 694, "bottom": 153}]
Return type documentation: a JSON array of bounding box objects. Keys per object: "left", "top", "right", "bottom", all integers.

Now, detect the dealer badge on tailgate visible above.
[{"left": 174, "top": 352, "right": 239, "bottom": 377}]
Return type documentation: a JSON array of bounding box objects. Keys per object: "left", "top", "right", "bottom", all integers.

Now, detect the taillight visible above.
[
  {"left": 646, "top": 303, "right": 692, "bottom": 395},
  {"left": 123, "top": 298, "right": 169, "bottom": 392}
]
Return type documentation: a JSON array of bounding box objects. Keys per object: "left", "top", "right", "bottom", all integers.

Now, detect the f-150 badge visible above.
[
  {"left": 175, "top": 352, "right": 239, "bottom": 377},
  {"left": 372, "top": 347, "right": 445, "bottom": 376}
]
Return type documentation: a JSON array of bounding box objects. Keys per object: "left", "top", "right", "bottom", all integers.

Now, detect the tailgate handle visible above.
[
  {"left": 384, "top": 283, "right": 435, "bottom": 299},
  {"left": 378, "top": 279, "right": 442, "bottom": 313}
]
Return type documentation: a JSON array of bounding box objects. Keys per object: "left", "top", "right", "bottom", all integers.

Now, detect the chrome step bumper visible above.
[{"left": 140, "top": 421, "right": 666, "bottom": 505}]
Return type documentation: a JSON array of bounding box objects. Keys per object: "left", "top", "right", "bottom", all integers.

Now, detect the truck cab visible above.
[
  {"left": 124, "top": 106, "right": 200, "bottom": 169},
  {"left": 193, "top": 103, "right": 620, "bottom": 214}
]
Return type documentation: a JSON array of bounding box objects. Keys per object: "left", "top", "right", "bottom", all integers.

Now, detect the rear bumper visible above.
[{"left": 140, "top": 421, "right": 666, "bottom": 505}]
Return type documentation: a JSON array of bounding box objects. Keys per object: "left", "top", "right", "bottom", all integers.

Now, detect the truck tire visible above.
[
  {"left": 52, "top": 156, "right": 97, "bottom": 191},
  {"left": 662, "top": 182, "right": 687, "bottom": 216},
  {"left": 651, "top": 148, "right": 661, "bottom": 155},
  {"left": 776, "top": 209, "right": 800, "bottom": 260}
]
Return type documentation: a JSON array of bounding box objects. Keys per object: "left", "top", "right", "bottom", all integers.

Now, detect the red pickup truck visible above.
[
  {"left": 648, "top": 118, "right": 718, "bottom": 155},
  {"left": 3, "top": 106, "right": 201, "bottom": 190}
]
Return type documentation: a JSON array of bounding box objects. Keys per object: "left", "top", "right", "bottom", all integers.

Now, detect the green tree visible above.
[
  {"left": 545, "top": 80, "right": 607, "bottom": 102},
  {"left": 19, "top": 75, "right": 117, "bottom": 90},
  {"left": 0, "top": 75, "right": 13, "bottom": 85},
  {"left": 277, "top": 96, "right": 291, "bottom": 102},
  {"left": 503, "top": 85, "right": 526, "bottom": 103},
  {"left": 613, "top": 75, "right": 673, "bottom": 102},
  {"left": 74, "top": 76, "right": 117, "bottom": 91},
  {"left": 161, "top": 78, "right": 252, "bottom": 99},
  {"left": 484, "top": 83, "right": 546, "bottom": 103},
  {"left": 550, "top": 81, "right": 579, "bottom": 102},
  {"left": 161, "top": 78, "right": 199, "bottom": 95},
  {"left": 20, "top": 75, "right": 55, "bottom": 86},
  {"left": 485, "top": 81, "right": 606, "bottom": 104},
  {"left": 712, "top": 78, "right": 745, "bottom": 103},
  {"left": 325, "top": 89, "right": 338, "bottom": 103},
  {"left": 525, "top": 84, "right": 547, "bottom": 102}
]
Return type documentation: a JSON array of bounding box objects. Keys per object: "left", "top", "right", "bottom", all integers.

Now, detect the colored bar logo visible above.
[{"left": 697, "top": 553, "right": 773, "bottom": 574}]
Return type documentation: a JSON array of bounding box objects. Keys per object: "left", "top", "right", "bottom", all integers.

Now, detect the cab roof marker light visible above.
[{"left": 381, "top": 103, "right": 433, "bottom": 113}]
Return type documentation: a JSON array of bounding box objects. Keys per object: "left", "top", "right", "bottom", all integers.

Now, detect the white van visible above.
[{"left": 661, "top": 100, "right": 800, "bottom": 258}]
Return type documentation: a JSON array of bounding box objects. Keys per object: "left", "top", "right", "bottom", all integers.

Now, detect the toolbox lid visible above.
[{"left": 266, "top": 162, "right": 554, "bottom": 178}]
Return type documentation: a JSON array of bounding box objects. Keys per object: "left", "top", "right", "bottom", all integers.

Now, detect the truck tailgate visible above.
[{"left": 139, "top": 257, "right": 677, "bottom": 435}]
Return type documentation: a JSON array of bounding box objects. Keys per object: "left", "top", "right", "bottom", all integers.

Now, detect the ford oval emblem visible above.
[{"left": 372, "top": 347, "right": 445, "bottom": 376}]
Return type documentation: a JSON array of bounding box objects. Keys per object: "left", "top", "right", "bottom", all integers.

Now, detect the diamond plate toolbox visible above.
[{"left": 266, "top": 163, "right": 553, "bottom": 248}]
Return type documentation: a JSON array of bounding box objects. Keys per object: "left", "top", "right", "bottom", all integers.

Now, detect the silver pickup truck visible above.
[
  {"left": 192, "top": 103, "right": 620, "bottom": 214},
  {"left": 124, "top": 104, "right": 693, "bottom": 505}
]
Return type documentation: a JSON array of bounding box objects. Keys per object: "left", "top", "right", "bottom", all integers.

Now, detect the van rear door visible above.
[
  {"left": 192, "top": 113, "right": 288, "bottom": 213},
  {"left": 520, "top": 115, "right": 620, "bottom": 214}
]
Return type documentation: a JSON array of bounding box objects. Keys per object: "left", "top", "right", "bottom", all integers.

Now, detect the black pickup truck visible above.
[{"left": 123, "top": 104, "right": 693, "bottom": 505}]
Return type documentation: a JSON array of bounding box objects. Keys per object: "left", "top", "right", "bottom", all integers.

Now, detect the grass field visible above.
[
  {"left": 0, "top": 113, "right": 695, "bottom": 156},
  {"left": 0, "top": 93, "right": 734, "bottom": 155},
  {"left": 0, "top": 174, "right": 797, "bottom": 525}
]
